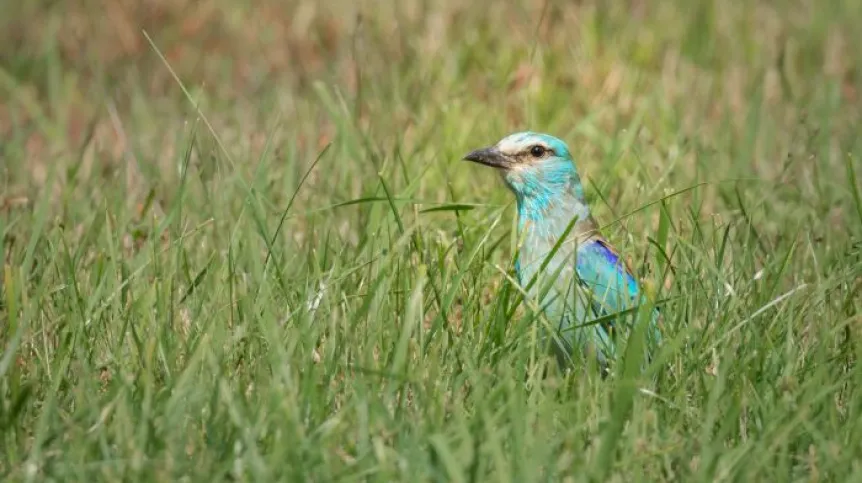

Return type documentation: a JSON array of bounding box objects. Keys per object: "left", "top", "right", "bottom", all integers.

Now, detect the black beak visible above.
[{"left": 462, "top": 147, "right": 511, "bottom": 169}]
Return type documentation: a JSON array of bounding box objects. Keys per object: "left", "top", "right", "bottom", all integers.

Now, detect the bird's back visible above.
[{"left": 516, "top": 219, "right": 658, "bottom": 370}]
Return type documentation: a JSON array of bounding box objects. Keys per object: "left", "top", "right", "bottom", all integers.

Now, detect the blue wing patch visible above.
[
  {"left": 575, "top": 238, "right": 641, "bottom": 312},
  {"left": 574, "top": 237, "right": 662, "bottom": 364}
]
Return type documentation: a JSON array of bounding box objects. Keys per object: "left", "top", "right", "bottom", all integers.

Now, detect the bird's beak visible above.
[{"left": 462, "top": 147, "right": 511, "bottom": 169}]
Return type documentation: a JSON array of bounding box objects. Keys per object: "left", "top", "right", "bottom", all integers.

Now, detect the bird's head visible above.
[{"left": 463, "top": 131, "right": 584, "bottom": 203}]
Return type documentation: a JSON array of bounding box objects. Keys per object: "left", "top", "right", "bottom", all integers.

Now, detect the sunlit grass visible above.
[{"left": 1, "top": 0, "right": 861, "bottom": 480}]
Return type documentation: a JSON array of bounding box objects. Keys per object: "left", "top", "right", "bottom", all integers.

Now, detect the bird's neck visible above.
[
  {"left": 506, "top": 166, "right": 598, "bottom": 285},
  {"left": 512, "top": 173, "right": 596, "bottom": 242},
  {"left": 515, "top": 195, "right": 592, "bottom": 283}
]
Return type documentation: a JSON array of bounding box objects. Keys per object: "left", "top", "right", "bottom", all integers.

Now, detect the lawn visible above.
[{"left": 2, "top": 0, "right": 862, "bottom": 481}]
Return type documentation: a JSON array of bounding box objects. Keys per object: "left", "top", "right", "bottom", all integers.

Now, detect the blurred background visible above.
[{"left": 3, "top": 1, "right": 859, "bottom": 227}]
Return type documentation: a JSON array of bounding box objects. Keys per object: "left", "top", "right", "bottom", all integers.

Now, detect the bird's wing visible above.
[
  {"left": 575, "top": 237, "right": 640, "bottom": 311},
  {"left": 575, "top": 236, "right": 661, "bottom": 349}
]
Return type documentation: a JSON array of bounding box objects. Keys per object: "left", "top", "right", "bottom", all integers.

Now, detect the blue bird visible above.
[{"left": 463, "top": 132, "right": 661, "bottom": 373}]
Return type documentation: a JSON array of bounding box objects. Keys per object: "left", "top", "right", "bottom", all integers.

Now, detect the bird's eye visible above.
[{"left": 529, "top": 145, "right": 546, "bottom": 157}]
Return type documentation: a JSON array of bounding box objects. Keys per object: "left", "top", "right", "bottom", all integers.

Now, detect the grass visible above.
[{"left": 2, "top": 0, "right": 862, "bottom": 480}]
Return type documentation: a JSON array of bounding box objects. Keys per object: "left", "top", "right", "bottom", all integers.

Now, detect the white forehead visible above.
[{"left": 496, "top": 132, "right": 544, "bottom": 154}]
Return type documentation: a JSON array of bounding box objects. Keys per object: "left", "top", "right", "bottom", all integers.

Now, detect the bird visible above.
[{"left": 463, "top": 131, "right": 661, "bottom": 374}]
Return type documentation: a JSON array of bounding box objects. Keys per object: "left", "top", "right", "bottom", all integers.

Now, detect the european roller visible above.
[{"left": 463, "top": 132, "right": 661, "bottom": 374}]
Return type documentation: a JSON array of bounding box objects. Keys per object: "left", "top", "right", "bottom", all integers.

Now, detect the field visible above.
[{"left": 2, "top": 0, "right": 862, "bottom": 480}]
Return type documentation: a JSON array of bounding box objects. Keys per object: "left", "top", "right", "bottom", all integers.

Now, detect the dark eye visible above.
[{"left": 529, "top": 145, "right": 546, "bottom": 157}]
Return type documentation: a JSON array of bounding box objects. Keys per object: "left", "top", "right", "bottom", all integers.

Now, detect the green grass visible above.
[{"left": 2, "top": 0, "right": 862, "bottom": 480}]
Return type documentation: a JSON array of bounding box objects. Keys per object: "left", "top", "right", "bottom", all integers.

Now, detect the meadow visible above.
[{"left": 2, "top": 0, "right": 862, "bottom": 480}]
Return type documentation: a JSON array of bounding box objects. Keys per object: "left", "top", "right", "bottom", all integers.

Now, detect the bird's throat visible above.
[
  {"left": 517, "top": 196, "right": 594, "bottom": 244},
  {"left": 514, "top": 185, "right": 597, "bottom": 281}
]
